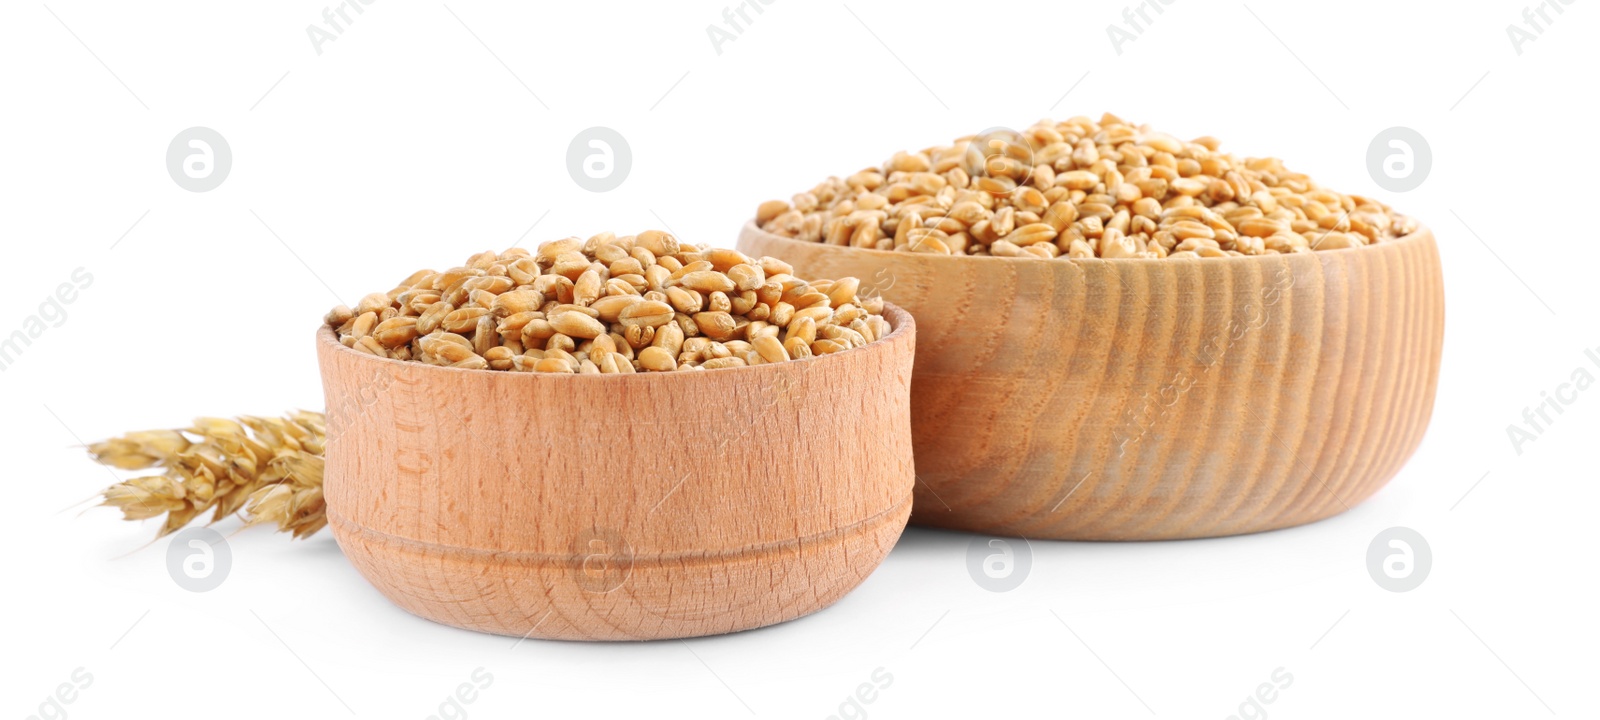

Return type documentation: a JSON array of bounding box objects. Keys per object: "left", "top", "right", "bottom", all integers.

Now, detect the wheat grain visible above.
[
  {"left": 756, "top": 113, "right": 1418, "bottom": 258},
  {"left": 328, "top": 233, "right": 895, "bottom": 372}
]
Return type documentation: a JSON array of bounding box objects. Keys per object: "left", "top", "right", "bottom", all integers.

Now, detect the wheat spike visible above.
[{"left": 87, "top": 411, "right": 327, "bottom": 539}]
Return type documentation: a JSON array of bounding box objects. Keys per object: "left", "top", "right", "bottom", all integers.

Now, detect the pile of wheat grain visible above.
[
  {"left": 327, "top": 232, "right": 893, "bottom": 372},
  {"left": 756, "top": 113, "right": 1417, "bottom": 259}
]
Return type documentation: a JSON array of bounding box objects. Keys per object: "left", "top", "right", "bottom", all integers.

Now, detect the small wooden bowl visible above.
[
  {"left": 739, "top": 221, "right": 1444, "bottom": 540},
  {"left": 315, "top": 304, "right": 915, "bottom": 641}
]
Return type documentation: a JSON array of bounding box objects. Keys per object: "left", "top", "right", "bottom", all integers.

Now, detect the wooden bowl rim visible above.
[
  {"left": 741, "top": 218, "right": 1434, "bottom": 265},
  {"left": 316, "top": 300, "right": 915, "bottom": 380}
]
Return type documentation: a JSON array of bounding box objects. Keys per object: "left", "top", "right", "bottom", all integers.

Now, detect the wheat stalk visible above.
[{"left": 87, "top": 411, "right": 328, "bottom": 539}]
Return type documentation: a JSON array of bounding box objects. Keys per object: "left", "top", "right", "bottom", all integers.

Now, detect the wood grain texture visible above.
[
  {"left": 738, "top": 221, "right": 1444, "bottom": 540},
  {"left": 315, "top": 304, "right": 916, "bottom": 640}
]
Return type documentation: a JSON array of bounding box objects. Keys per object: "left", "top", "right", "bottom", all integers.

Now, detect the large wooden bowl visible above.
[
  {"left": 315, "top": 304, "right": 915, "bottom": 641},
  {"left": 739, "top": 221, "right": 1444, "bottom": 540}
]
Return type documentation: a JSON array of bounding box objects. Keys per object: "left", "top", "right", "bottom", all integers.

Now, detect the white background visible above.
[{"left": 3, "top": 0, "right": 1595, "bottom": 718}]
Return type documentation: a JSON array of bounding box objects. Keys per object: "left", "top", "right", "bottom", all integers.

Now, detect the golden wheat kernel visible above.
[
  {"left": 676, "top": 270, "right": 734, "bottom": 295},
  {"left": 518, "top": 316, "right": 555, "bottom": 344},
  {"left": 665, "top": 286, "right": 703, "bottom": 314},
  {"left": 432, "top": 341, "right": 477, "bottom": 364},
  {"left": 826, "top": 277, "right": 861, "bottom": 307},
  {"left": 618, "top": 300, "right": 675, "bottom": 328},
  {"left": 549, "top": 303, "right": 601, "bottom": 319},
  {"left": 437, "top": 307, "right": 486, "bottom": 333},
  {"left": 811, "top": 339, "right": 849, "bottom": 355},
  {"left": 536, "top": 237, "right": 581, "bottom": 262},
  {"left": 535, "top": 357, "right": 574, "bottom": 373},
  {"left": 467, "top": 250, "right": 502, "bottom": 269},
  {"left": 373, "top": 317, "right": 420, "bottom": 348},
  {"left": 784, "top": 286, "right": 824, "bottom": 309},
  {"left": 783, "top": 336, "right": 812, "bottom": 359},
  {"left": 325, "top": 305, "right": 355, "bottom": 327},
  {"left": 600, "top": 277, "right": 636, "bottom": 296},
  {"left": 547, "top": 348, "right": 582, "bottom": 372},
  {"left": 350, "top": 311, "right": 378, "bottom": 339},
  {"left": 635, "top": 229, "right": 679, "bottom": 256},
  {"left": 758, "top": 256, "right": 794, "bottom": 278},
  {"left": 353, "top": 336, "right": 386, "bottom": 356},
  {"left": 622, "top": 324, "right": 655, "bottom": 350},
  {"left": 757, "top": 199, "right": 791, "bottom": 225},
  {"left": 652, "top": 322, "right": 685, "bottom": 356},
  {"left": 608, "top": 257, "right": 645, "bottom": 277},
  {"left": 484, "top": 346, "right": 515, "bottom": 370},
  {"left": 547, "top": 253, "right": 589, "bottom": 281},
  {"left": 503, "top": 257, "right": 536, "bottom": 285},
  {"left": 849, "top": 318, "right": 876, "bottom": 343},
  {"left": 595, "top": 242, "right": 630, "bottom": 264},
  {"left": 547, "top": 312, "right": 601, "bottom": 340},
  {"left": 473, "top": 316, "right": 499, "bottom": 355},
  {"left": 786, "top": 315, "right": 817, "bottom": 344},
  {"left": 752, "top": 335, "right": 789, "bottom": 364},
  {"left": 833, "top": 305, "right": 865, "bottom": 325},
  {"left": 701, "top": 247, "right": 746, "bottom": 271},
  {"left": 587, "top": 295, "right": 637, "bottom": 323},
  {"left": 574, "top": 269, "right": 603, "bottom": 306},
  {"left": 691, "top": 311, "right": 737, "bottom": 341},
  {"left": 638, "top": 346, "right": 677, "bottom": 372},
  {"left": 584, "top": 332, "right": 613, "bottom": 356},
  {"left": 546, "top": 333, "right": 577, "bottom": 353},
  {"left": 792, "top": 306, "right": 834, "bottom": 325},
  {"left": 354, "top": 292, "right": 391, "bottom": 316},
  {"left": 699, "top": 356, "right": 746, "bottom": 370},
  {"left": 637, "top": 265, "right": 668, "bottom": 292},
  {"left": 727, "top": 263, "right": 765, "bottom": 292},
  {"left": 466, "top": 275, "right": 514, "bottom": 296}
]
